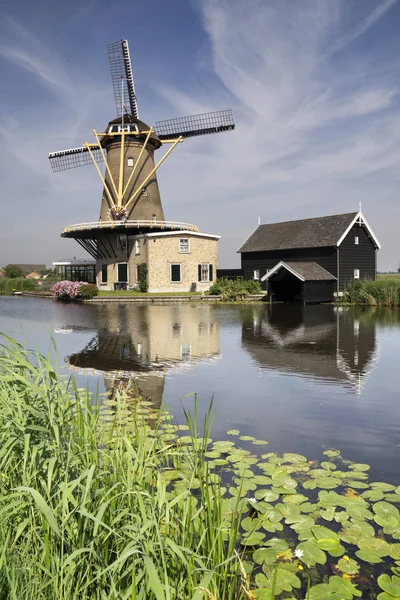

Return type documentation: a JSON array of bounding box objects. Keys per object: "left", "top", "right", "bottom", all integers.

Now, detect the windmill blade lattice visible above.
[
  {"left": 154, "top": 109, "right": 235, "bottom": 140},
  {"left": 107, "top": 40, "right": 139, "bottom": 119},
  {"left": 48, "top": 147, "right": 105, "bottom": 173}
]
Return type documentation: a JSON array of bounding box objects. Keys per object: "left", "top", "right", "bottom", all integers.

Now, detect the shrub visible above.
[
  {"left": 137, "top": 263, "right": 148, "bottom": 293},
  {"left": 50, "top": 281, "right": 98, "bottom": 300},
  {"left": 4, "top": 264, "right": 24, "bottom": 278},
  {"left": 79, "top": 283, "right": 99, "bottom": 298},
  {"left": 209, "top": 278, "right": 263, "bottom": 301}
]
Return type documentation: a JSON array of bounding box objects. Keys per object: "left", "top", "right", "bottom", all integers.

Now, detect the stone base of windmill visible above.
[{"left": 94, "top": 229, "right": 220, "bottom": 293}]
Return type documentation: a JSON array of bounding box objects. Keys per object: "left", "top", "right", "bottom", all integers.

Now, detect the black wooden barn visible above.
[{"left": 238, "top": 211, "right": 380, "bottom": 303}]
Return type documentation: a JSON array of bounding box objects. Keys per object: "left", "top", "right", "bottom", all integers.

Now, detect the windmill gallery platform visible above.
[{"left": 49, "top": 40, "right": 234, "bottom": 292}]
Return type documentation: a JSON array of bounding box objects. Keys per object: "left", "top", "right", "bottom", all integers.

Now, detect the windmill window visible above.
[
  {"left": 101, "top": 264, "right": 108, "bottom": 283},
  {"left": 254, "top": 270, "right": 260, "bottom": 280},
  {"left": 117, "top": 234, "right": 127, "bottom": 250},
  {"left": 354, "top": 269, "right": 360, "bottom": 279},
  {"left": 355, "top": 236, "right": 359, "bottom": 245},
  {"left": 127, "top": 157, "right": 134, "bottom": 167},
  {"left": 198, "top": 263, "right": 213, "bottom": 282},
  {"left": 179, "top": 238, "right": 190, "bottom": 253},
  {"left": 135, "top": 240, "right": 140, "bottom": 255},
  {"left": 171, "top": 264, "right": 181, "bottom": 282},
  {"left": 141, "top": 188, "right": 148, "bottom": 196},
  {"left": 180, "top": 343, "right": 191, "bottom": 360}
]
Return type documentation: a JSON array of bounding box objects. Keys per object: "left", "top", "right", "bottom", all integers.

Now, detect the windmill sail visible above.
[
  {"left": 107, "top": 40, "right": 139, "bottom": 119},
  {"left": 154, "top": 109, "right": 235, "bottom": 140},
  {"left": 48, "top": 147, "right": 104, "bottom": 173}
]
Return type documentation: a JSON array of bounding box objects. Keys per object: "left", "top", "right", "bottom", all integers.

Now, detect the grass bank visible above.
[
  {"left": 1, "top": 337, "right": 400, "bottom": 598},
  {"left": 98, "top": 290, "right": 203, "bottom": 297},
  {"left": 346, "top": 278, "right": 400, "bottom": 306}
]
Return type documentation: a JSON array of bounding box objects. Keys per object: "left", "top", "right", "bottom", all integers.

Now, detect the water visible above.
[{"left": 1, "top": 296, "right": 399, "bottom": 484}]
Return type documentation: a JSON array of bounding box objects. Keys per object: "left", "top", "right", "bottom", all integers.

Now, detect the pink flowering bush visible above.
[{"left": 51, "top": 280, "right": 91, "bottom": 300}]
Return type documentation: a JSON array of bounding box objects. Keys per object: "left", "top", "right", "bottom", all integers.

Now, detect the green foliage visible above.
[
  {"left": 209, "top": 277, "right": 263, "bottom": 301},
  {"left": 346, "top": 279, "right": 400, "bottom": 306},
  {"left": 79, "top": 283, "right": 99, "bottom": 298},
  {"left": 137, "top": 263, "right": 148, "bottom": 292},
  {"left": 4, "top": 264, "right": 24, "bottom": 278},
  {"left": 0, "top": 278, "right": 35, "bottom": 293}
]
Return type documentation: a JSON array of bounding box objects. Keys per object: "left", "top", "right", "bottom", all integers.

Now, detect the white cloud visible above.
[{"left": 156, "top": 0, "right": 400, "bottom": 269}]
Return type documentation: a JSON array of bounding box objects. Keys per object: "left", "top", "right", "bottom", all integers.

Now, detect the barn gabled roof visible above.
[
  {"left": 261, "top": 261, "right": 336, "bottom": 282},
  {"left": 238, "top": 211, "right": 381, "bottom": 253}
]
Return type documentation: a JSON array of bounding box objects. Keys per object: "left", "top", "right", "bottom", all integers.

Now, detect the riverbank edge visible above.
[{"left": 19, "top": 291, "right": 267, "bottom": 303}]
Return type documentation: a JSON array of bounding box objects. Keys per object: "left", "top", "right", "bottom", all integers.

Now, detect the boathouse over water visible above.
[{"left": 237, "top": 211, "right": 381, "bottom": 302}]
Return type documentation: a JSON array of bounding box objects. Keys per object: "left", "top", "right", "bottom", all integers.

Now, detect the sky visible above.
[{"left": 1, "top": 0, "right": 400, "bottom": 270}]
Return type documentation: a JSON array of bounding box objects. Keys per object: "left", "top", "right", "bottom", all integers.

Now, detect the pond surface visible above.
[{"left": 0, "top": 297, "right": 399, "bottom": 484}]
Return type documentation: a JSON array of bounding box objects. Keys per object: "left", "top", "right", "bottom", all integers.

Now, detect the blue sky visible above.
[{"left": 1, "top": 0, "right": 400, "bottom": 269}]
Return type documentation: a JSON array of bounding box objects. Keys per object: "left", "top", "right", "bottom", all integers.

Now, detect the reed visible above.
[
  {"left": 0, "top": 336, "right": 249, "bottom": 600},
  {"left": 345, "top": 278, "right": 400, "bottom": 306}
]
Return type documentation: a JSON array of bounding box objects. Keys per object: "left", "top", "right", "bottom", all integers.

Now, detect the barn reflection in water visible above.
[{"left": 241, "top": 304, "right": 377, "bottom": 393}]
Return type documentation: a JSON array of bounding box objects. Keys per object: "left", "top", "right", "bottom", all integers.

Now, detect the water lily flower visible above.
[
  {"left": 248, "top": 497, "right": 257, "bottom": 503},
  {"left": 294, "top": 549, "right": 304, "bottom": 559}
]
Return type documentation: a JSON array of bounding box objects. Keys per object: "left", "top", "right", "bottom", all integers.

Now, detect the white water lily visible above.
[
  {"left": 294, "top": 549, "right": 304, "bottom": 559},
  {"left": 248, "top": 497, "right": 257, "bottom": 503}
]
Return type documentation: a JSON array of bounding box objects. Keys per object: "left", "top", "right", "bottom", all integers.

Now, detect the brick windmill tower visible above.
[{"left": 49, "top": 40, "right": 234, "bottom": 292}]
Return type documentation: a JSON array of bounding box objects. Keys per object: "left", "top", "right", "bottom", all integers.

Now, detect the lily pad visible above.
[
  {"left": 296, "top": 540, "right": 326, "bottom": 567},
  {"left": 378, "top": 574, "right": 400, "bottom": 600},
  {"left": 362, "top": 489, "right": 385, "bottom": 502},
  {"left": 356, "top": 549, "right": 383, "bottom": 564},
  {"left": 241, "top": 531, "right": 266, "bottom": 546},
  {"left": 348, "top": 463, "right": 370, "bottom": 472},
  {"left": 315, "top": 477, "right": 341, "bottom": 489},
  {"left": 336, "top": 556, "right": 360, "bottom": 576},
  {"left": 252, "top": 547, "right": 277, "bottom": 565},
  {"left": 226, "top": 429, "right": 240, "bottom": 436},
  {"left": 373, "top": 501, "right": 400, "bottom": 519},
  {"left": 255, "top": 489, "right": 279, "bottom": 502},
  {"left": 323, "top": 449, "right": 341, "bottom": 458}
]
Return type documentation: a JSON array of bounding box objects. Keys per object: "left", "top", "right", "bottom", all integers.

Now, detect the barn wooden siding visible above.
[
  {"left": 338, "top": 223, "right": 376, "bottom": 289},
  {"left": 241, "top": 224, "right": 376, "bottom": 292},
  {"left": 241, "top": 247, "right": 337, "bottom": 289}
]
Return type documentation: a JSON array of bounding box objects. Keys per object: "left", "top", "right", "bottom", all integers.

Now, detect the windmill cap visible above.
[{"left": 102, "top": 114, "right": 162, "bottom": 149}]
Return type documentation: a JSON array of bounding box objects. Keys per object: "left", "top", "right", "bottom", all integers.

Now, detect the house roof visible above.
[
  {"left": 261, "top": 261, "right": 336, "bottom": 282},
  {"left": 238, "top": 211, "right": 380, "bottom": 252}
]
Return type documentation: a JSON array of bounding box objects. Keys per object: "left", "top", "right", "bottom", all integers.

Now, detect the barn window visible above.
[
  {"left": 354, "top": 269, "right": 360, "bottom": 279},
  {"left": 179, "top": 238, "right": 190, "bottom": 253},
  {"left": 171, "top": 264, "right": 181, "bottom": 282},
  {"left": 127, "top": 157, "right": 134, "bottom": 167},
  {"left": 355, "top": 236, "right": 359, "bottom": 245},
  {"left": 254, "top": 270, "right": 260, "bottom": 280}
]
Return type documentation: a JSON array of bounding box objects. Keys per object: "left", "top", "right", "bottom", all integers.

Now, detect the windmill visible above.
[{"left": 49, "top": 39, "right": 235, "bottom": 260}]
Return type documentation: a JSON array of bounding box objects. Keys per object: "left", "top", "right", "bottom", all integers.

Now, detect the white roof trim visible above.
[
  {"left": 130, "top": 230, "right": 221, "bottom": 240},
  {"left": 336, "top": 211, "right": 381, "bottom": 249},
  {"left": 261, "top": 261, "right": 305, "bottom": 282}
]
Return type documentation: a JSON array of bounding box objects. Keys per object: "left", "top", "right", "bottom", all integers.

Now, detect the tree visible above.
[
  {"left": 4, "top": 264, "right": 24, "bottom": 278},
  {"left": 398, "top": 263, "right": 400, "bottom": 274}
]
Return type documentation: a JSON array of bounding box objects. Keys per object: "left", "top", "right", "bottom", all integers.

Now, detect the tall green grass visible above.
[
  {"left": 0, "top": 337, "right": 250, "bottom": 599},
  {"left": 346, "top": 278, "right": 400, "bottom": 306},
  {"left": 0, "top": 278, "right": 36, "bottom": 293}
]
